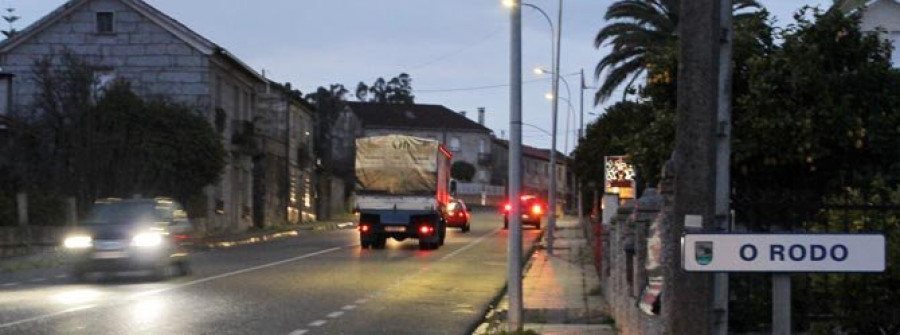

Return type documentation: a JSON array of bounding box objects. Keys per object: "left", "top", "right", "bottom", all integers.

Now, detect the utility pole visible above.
[
  {"left": 507, "top": 1, "right": 524, "bottom": 331},
  {"left": 713, "top": 0, "right": 733, "bottom": 334},
  {"left": 546, "top": 0, "right": 562, "bottom": 255},
  {"left": 577, "top": 69, "right": 585, "bottom": 228},
  {"left": 664, "top": 0, "right": 720, "bottom": 334}
]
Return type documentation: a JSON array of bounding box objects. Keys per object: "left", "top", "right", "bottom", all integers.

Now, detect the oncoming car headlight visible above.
[
  {"left": 63, "top": 235, "right": 93, "bottom": 249},
  {"left": 132, "top": 232, "right": 163, "bottom": 247}
]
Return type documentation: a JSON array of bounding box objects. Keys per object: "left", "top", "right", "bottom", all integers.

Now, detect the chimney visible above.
[
  {"left": 459, "top": 110, "right": 467, "bottom": 118},
  {"left": 478, "top": 107, "right": 485, "bottom": 125}
]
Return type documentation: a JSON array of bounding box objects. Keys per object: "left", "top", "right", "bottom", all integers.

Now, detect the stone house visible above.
[
  {"left": 838, "top": 0, "right": 900, "bottom": 66},
  {"left": 256, "top": 81, "right": 316, "bottom": 226},
  {"left": 0, "top": 0, "right": 269, "bottom": 233}
]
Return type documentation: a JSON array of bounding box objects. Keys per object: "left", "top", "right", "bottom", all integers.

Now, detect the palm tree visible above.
[{"left": 594, "top": 0, "right": 759, "bottom": 104}]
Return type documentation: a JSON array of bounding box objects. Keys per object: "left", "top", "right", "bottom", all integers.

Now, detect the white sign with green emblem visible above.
[{"left": 682, "top": 233, "right": 886, "bottom": 272}]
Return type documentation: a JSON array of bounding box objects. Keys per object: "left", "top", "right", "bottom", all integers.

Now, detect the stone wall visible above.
[
  {"left": 600, "top": 186, "right": 669, "bottom": 335},
  {"left": 1, "top": 0, "right": 210, "bottom": 114}
]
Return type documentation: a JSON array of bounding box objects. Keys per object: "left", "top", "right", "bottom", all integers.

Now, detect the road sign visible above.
[{"left": 682, "top": 233, "right": 885, "bottom": 272}]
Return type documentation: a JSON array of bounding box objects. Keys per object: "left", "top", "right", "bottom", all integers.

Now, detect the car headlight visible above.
[
  {"left": 132, "top": 232, "right": 163, "bottom": 247},
  {"left": 64, "top": 235, "right": 93, "bottom": 249}
]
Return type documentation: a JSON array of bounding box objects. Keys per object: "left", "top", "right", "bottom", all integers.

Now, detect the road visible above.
[{"left": 0, "top": 210, "right": 541, "bottom": 334}]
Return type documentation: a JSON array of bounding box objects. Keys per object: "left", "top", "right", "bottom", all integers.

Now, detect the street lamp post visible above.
[
  {"left": 547, "top": 0, "right": 562, "bottom": 256},
  {"left": 506, "top": 0, "right": 524, "bottom": 331}
]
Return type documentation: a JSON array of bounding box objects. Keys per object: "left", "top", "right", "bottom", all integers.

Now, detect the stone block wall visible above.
[
  {"left": 600, "top": 188, "right": 668, "bottom": 335},
  {"left": 1, "top": 0, "right": 211, "bottom": 115}
]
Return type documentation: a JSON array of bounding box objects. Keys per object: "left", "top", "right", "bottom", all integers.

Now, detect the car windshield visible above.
[
  {"left": 83, "top": 202, "right": 166, "bottom": 226},
  {"left": 447, "top": 201, "right": 462, "bottom": 211}
]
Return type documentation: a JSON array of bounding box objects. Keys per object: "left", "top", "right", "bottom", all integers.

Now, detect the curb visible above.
[{"left": 187, "top": 221, "right": 358, "bottom": 251}]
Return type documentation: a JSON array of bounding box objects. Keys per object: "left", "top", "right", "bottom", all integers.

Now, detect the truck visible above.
[{"left": 354, "top": 135, "right": 452, "bottom": 250}]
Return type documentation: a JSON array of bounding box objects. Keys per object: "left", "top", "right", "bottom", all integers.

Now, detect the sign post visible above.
[{"left": 683, "top": 233, "right": 886, "bottom": 334}]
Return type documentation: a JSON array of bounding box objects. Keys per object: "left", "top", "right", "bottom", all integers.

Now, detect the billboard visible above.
[{"left": 604, "top": 155, "right": 635, "bottom": 199}]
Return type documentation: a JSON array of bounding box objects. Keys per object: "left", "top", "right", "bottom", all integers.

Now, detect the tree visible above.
[
  {"left": 305, "top": 84, "right": 349, "bottom": 173},
  {"left": 572, "top": 101, "right": 655, "bottom": 188},
  {"left": 2, "top": 8, "right": 19, "bottom": 39},
  {"left": 593, "top": 0, "right": 760, "bottom": 104},
  {"left": 354, "top": 73, "right": 415, "bottom": 104},
  {"left": 5, "top": 52, "right": 226, "bottom": 215},
  {"left": 451, "top": 161, "right": 476, "bottom": 182}
]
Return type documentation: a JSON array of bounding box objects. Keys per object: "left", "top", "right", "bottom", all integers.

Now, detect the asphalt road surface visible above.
[{"left": 0, "top": 210, "right": 541, "bottom": 334}]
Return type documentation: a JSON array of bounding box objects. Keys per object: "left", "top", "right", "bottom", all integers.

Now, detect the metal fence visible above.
[{"left": 730, "top": 188, "right": 900, "bottom": 334}]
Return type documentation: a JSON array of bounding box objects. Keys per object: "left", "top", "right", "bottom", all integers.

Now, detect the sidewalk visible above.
[{"left": 475, "top": 217, "right": 615, "bottom": 335}]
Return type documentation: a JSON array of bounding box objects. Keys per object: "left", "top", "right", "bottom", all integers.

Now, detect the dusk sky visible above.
[{"left": 4, "top": 0, "right": 831, "bottom": 152}]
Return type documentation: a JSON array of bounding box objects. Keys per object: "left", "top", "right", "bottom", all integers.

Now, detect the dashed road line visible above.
[
  {"left": 55, "top": 274, "right": 68, "bottom": 279},
  {"left": 1, "top": 282, "right": 19, "bottom": 287},
  {"left": 355, "top": 298, "right": 367, "bottom": 304},
  {"left": 0, "top": 246, "right": 346, "bottom": 330},
  {"left": 326, "top": 311, "right": 344, "bottom": 318},
  {"left": 288, "top": 330, "right": 308, "bottom": 335},
  {"left": 341, "top": 305, "right": 356, "bottom": 310},
  {"left": 308, "top": 320, "right": 327, "bottom": 327},
  {"left": 29, "top": 278, "right": 46, "bottom": 283}
]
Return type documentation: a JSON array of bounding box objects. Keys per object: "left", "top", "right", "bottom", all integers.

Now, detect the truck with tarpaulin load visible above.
[{"left": 354, "top": 135, "right": 452, "bottom": 250}]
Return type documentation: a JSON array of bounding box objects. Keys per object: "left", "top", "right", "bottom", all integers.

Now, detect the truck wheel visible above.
[
  {"left": 372, "top": 235, "right": 387, "bottom": 249},
  {"left": 439, "top": 225, "right": 446, "bottom": 246},
  {"left": 361, "top": 240, "right": 371, "bottom": 249},
  {"left": 418, "top": 240, "right": 436, "bottom": 250},
  {"left": 462, "top": 224, "right": 470, "bottom": 233},
  {"left": 503, "top": 218, "right": 508, "bottom": 230}
]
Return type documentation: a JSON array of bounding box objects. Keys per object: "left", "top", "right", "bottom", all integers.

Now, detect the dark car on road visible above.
[
  {"left": 502, "top": 195, "right": 546, "bottom": 230},
  {"left": 444, "top": 199, "right": 471, "bottom": 232},
  {"left": 64, "top": 197, "right": 193, "bottom": 281}
]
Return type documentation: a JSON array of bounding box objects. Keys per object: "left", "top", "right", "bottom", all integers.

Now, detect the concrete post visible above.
[
  {"left": 66, "top": 197, "right": 78, "bottom": 226},
  {"left": 16, "top": 192, "right": 27, "bottom": 227},
  {"left": 16, "top": 192, "right": 31, "bottom": 250},
  {"left": 507, "top": 1, "right": 524, "bottom": 330},
  {"left": 772, "top": 274, "right": 791, "bottom": 334},
  {"left": 713, "top": 0, "right": 734, "bottom": 333},
  {"left": 664, "top": 0, "right": 721, "bottom": 334}
]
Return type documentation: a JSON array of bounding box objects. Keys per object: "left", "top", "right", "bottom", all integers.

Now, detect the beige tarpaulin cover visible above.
[{"left": 355, "top": 135, "right": 441, "bottom": 194}]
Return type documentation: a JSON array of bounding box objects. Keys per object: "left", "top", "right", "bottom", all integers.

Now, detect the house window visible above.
[
  {"left": 449, "top": 137, "right": 461, "bottom": 152},
  {"left": 478, "top": 139, "right": 486, "bottom": 153},
  {"left": 96, "top": 12, "right": 115, "bottom": 34}
]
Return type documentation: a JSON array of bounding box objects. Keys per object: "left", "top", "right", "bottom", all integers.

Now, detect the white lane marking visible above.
[
  {"left": 355, "top": 299, "right": 367, "bottom": 304},
  {"left": 1, "top": 282, "right": 19, "bottom": 287},
  {"left": 439, "top": 228, "right": 500, "bottom": 262},
  {"left": 0, "top": 247, "right": 346, "bottom": 330},
  {"left": 0, "top": 304, "right": 96, "bottom": 329},
  {"left": 30, "top": 278, "right": 46, "bottom": 283},
  {"left": 55, "top": 274, "right": 68, "bottom": 279},
  {"left": 341, "top": 305, "right": 356, "bottom": 310},
  {"left": 131, "top": 247, "right": 344, "bottom": 299},
  {"left": 327, "top": 311, "right": 344, "bottom": 318},
  {"left": 309, "top": 320, "right": 327, "bottom": 327},
  {"left": 288, "top": 330, "right": 308, "bottom": 335}
]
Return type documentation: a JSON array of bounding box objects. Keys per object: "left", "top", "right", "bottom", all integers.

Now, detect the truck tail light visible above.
[
  {"left": 531, "top": 205, "right": 543, "bottom": 215},
  {"left": 359, "top": 224, "right": 371, "bottom": 233},
  {"left": 419, "top": 225, "right": 434, "bottom": 235},
  {"left": 504, "top": 203, "right": 511, "bottom": 212}
]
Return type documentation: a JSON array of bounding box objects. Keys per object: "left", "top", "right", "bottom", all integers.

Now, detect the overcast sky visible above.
[{"left": 4, "top": 0, "right": 831, "bottom": 151}]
